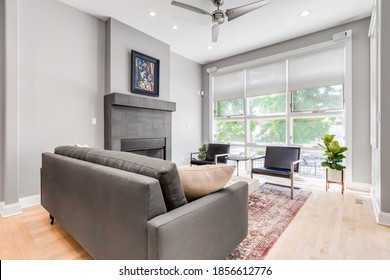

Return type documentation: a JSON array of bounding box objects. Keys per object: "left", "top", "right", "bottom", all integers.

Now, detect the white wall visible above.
[
  {"left": 170, "top": 52, "right": 202, "bottom": 166},
  {"left": 202, "top": 18, "right": 371, "bottom": 186},
  {"left": 2, "top": 0, "right": 105, "bottom": 203},
  {"left": 107, "top": 18, "right": 170, "bottom": 101},
  {"left": 0, "top": 0, "right": 4, "bottom": 202}
]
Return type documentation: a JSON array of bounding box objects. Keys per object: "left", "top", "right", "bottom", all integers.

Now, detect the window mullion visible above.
[{"left": 286, "top": 59, "right": 291, "bottom": 146}]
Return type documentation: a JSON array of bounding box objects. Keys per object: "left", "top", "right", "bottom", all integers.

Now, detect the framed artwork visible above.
[{"left": 131, "top": 50, "right": 160, "bottom": 97}]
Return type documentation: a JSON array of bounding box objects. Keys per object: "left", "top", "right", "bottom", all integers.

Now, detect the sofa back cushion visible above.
[{"left": 55, "top": 146, "right": 187, "bottom": 211}]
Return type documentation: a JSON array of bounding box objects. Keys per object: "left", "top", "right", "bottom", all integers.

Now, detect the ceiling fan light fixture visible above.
[
  {"left": 299, "top": 10, "right": 311, "bottom": 17},
  {"left": 171, "top": 0, "right": 271, "bottom": 42},
  {"left": 149, "top": 11, "right": 156, "bottom": 17}
]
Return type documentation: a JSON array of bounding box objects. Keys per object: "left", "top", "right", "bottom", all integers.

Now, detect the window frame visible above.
[{"left": 209, "top": 38, "right": 352, "bottom": 182}]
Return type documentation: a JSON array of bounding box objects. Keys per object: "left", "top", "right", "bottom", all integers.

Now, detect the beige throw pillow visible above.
[{"left": 178, "top": 164, "right": 235, "bottom": 201}]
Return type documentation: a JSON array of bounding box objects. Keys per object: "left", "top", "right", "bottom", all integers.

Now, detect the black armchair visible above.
[
  {"left": 251, "top": 146, "right": 304, "bottom": 199},
  {"left": 190, "top": 143, "right": 230, "bottom": 166}
]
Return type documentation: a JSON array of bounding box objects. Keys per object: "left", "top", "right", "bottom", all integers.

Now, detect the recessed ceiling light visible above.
[
  {"left": 206, "top": 45, "right": 213, "bottom": 50},
  {"left": 149, "top": 11, "right": 156, "bottom": 17},
  {"left": 172, "top": 25, "right": 178, "bottom": 30},
  {"left": 299, "top": 10, "right": 311, "bottom": 17}
]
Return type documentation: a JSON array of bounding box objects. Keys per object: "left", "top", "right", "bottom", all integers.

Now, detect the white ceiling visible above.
[{"left": 58, "top": 0, "right": 373, "bottom": 64}]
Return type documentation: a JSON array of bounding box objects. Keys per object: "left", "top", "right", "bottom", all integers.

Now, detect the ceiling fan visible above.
[{"left": 171, "top": 0, "right": 271, "bottom": 42}]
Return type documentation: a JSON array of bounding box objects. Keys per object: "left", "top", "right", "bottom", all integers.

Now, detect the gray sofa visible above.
[{"left": 40, "top": 146, "right": 248, "bottom": 260}]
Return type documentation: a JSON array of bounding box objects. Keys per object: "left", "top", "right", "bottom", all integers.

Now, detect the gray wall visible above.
[
  {"left": 380, "top": 0, "right": 390, "bottom": 213},
  {"left": 106, "top": 18, "right": 170, "bottom": 101},
  {"left": 1, "top": 0, "right": 202, "bottom": 203},
  {"left": 0, "top": 0, "right": 4, "bottom": 202},
  {"left": 105, "top": 17, "right": 203, "bottom": 166},
  {"left": 170, "top": 52, "right": 202, "bottom": 166},
  {"left": 3, "top": 0, "right": 105, "bottom": 199},
  {"left": 202, "top": 18, "right": 371, "bottom": 185}
]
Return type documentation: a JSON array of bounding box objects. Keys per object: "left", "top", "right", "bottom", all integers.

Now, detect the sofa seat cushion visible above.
[
  {"left": 177, "top": 164, "right": 235, "bottom": 201},
  {"left": 55, "top": 146, "right": 187, "bottom": 211}
]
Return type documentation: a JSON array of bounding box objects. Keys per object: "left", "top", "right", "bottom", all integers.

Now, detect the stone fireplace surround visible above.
[{"left": 104, "top": 93, "right": 176, "bottom": 161}]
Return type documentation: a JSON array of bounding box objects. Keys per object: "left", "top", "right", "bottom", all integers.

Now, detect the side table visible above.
[{"left": 227, "top": 156, "right": 251, "bottom": 176}]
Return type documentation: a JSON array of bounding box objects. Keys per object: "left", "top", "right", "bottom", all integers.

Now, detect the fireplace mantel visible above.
[
  {"left": 106, "top": 92, "right": 176, "bottom": 112},
  {"left": 104, "top": 93, "right": 176, "bottom": 160}
]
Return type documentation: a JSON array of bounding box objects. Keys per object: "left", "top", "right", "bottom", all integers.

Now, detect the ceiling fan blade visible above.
[
  {"left": 171, "top": 1, "right": 211, "bottom": 16},
  {"left": 212, "top": 24, "right": 220, "bottom": 42},
  {"left": 226, "top": 0, "right": 271, "bottom": 21}
]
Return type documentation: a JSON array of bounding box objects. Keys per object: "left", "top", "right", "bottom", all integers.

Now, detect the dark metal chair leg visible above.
[{"left": 50, "top": 214, "right": 54, "bottom": 225}]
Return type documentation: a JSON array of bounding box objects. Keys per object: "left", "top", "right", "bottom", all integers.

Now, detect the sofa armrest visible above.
[{"left": 147, "top": 181, "right": 248, "bottom": 259}]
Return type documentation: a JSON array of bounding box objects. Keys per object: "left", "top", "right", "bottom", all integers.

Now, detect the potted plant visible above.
[
  {"left": 319, "top": 134, "right": 347, "bottom": 183},
  {"left": 197, "top": 144, "right": 208, "bottom": 160}
]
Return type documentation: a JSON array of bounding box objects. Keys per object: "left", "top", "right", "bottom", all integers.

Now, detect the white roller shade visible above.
[
  {"left": 247, "top": 61, "right": 286, "bottom": 97},
  {"left": 213, "top": 70, "right": 245, "bottom": 101},
  {"left": 289, "top": 47, "right": 345, "bottom": 91}
]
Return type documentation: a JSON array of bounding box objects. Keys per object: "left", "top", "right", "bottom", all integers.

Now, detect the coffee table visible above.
[{"left": 227, "top": 156, "right": 251, "bottom": 176}]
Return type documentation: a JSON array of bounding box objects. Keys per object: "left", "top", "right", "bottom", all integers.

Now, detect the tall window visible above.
[{"left": 212, "top": 46, "right": 346, "bottom": 179}]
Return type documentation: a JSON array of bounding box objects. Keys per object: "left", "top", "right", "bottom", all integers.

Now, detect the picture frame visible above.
[{"left": 131, "top": 50, "right": 160, "bottom": 97}]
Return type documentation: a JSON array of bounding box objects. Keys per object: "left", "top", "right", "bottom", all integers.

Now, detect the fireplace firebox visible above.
[{"left": 121, "top": 138, "right": 166, "bottom": 160}]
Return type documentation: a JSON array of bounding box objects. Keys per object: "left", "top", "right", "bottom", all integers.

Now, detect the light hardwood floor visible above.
[
  {"left": 1, "top": 185, "right": 389, "bottom": 260},
  {"left": 266, "top": 186, "right": 390, "bottom": 259}
]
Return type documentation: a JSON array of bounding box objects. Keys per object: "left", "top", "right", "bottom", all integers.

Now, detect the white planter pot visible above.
[{"left": 326, "top": 168, "right": 344, "bottom": 183}]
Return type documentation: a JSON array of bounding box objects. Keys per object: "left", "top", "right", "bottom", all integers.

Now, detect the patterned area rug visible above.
[{"left": 228, "top": 183, "right": 311, "bottom": 260}]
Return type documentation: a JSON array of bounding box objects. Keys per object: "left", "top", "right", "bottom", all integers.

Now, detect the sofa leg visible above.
[{"left": 50, "top": 214, "right": 54, "bottom": 225}]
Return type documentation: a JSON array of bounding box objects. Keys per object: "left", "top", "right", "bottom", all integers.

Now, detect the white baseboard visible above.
[
  {"left": 20, "top": 194, "right": 41, "bottom": 208},
  {"left": 371, "top": 192, "right": 390, "bottom": 226},
  {"left": 377, "top": 212, "right": 390, "bottom": 226},
  {"left": 347, "top": 182, "right": 372, "bottom": 192},
  {"left": 1, "top": 202, "right": 22, "bottom": 218},
  {"left": 0, "top": 194, "right": 41, "bottom": 218}
]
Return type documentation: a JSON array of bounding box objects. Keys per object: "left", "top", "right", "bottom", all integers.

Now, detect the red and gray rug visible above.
[{"left": 228, "top": 183, "right": 311, "bottom": 260}]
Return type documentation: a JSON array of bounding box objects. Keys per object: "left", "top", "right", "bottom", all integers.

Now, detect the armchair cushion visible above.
[
  {"left": 178, "top": 165, "right": 235, "bottom": 201},
  {"left": 251, "top": 167, "right": 291, "bottom": 178},
  {"left": 190, "top": 159, "right": 215, "bottom": 166}
]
